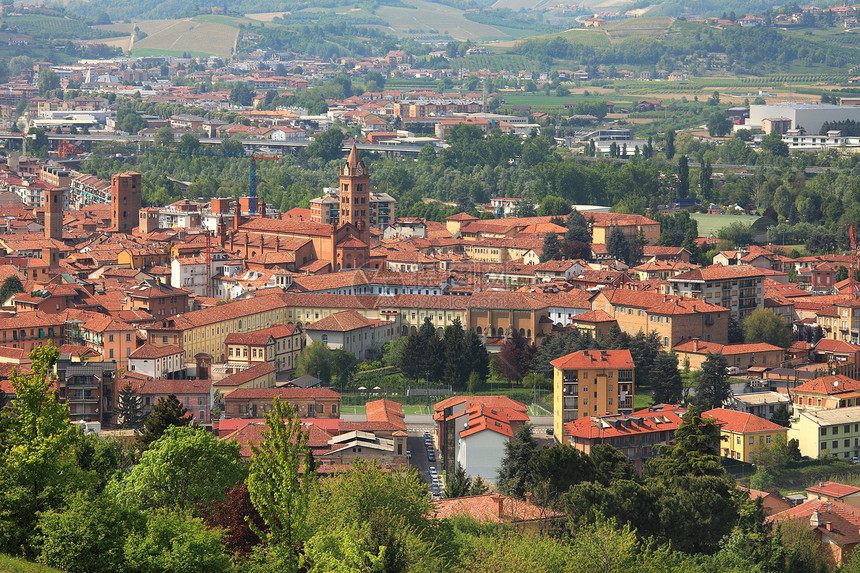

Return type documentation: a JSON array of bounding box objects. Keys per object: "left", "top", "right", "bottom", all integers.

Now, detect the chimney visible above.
[
  {"left": 259, "top": 200, "right": 266, "bottom": 218},
  {"left": 233, "top": 202, "right": 241, "bottom": 232},
  {"left": 825, "top": 522, "right": 833, "bottom": 531},
  {"left": 694, "top": 339, "right": 699, "bottom": 352},
  {"left": 491, "top": 495, "right": 504, "bottom": 518},
  {"left": 810, "top": 509, "right": 822, "bottom": 527}
]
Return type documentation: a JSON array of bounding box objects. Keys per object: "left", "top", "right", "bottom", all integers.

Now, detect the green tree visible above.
[
  {"left": 115, "top": 383, "right": 144, "bottom": 430},
  {"left": 706, "top": 111, "right": 732, "bottom": 137},
  {"left": 443, "top": 462, "right": 474, "bottom": 498},
  {"left": 606, "top": 225, "right": 631, "bottom": 264},
  {"left": 666, "top": 129, "right": 676, "bottom": 159},
  {"left": 589, "top": 443, "right": 637, "bottom": 486},
  {"left": 307, "top": 127, "right": 345, "bottom": 162},
  {"left": 123, "top": 510, "right": 230, "bottom": 573},
  {"left": 565, "top": 208, "right": 591, "bottom": 244},
  {"left": 247, "top": 397, "right": 316, "bottom": 569},
  {"left": 695, "top": 353, "right": 731, "bottom": 411},
  {"left": 497, "top": 423, "right": 538, "bottom": 499},
  {"left": 294, "top": 338, "right": 332, "bottom": 378},
  {"left": 537, "top": 195, "right": 570, "bottom": 217},
  {"left": 0, "top": 274, "right": 24, "bottom": 304},
  {"left": 540, "top": 231, "right": 562, "bottom": 262},
  {"left": 138, "top": 394, "right": 192, "bottom": 448},
  {"left": 0, "top": 344, "right": 83, "bottom": 555},
  {"left": 651, "top": 351, "right": 683, "bottom": 405},
  {"left": 115, "top": 425, "right": 246, "bottom": 514},
  {"left": 744, "top": 308, "right": 791, "bottom": 348},
  {"left": 760, "top": 131, "right": 789, "bottom": 157},
  {"left": 528, "top": 444, "right": 594, "bottom": 500},
  {"left": 837, "top": 265, "right": 849, "bottom": 283},
  {"left": 178, "top": 133, "right": 200, "bottom": 154},
  {"left": 115, "top": 108, "right": 147, "bottom": 134},
  {"left": 771, "top": 403, "right": 791, "bottom": 427},
  {"left": 154, "top": 125, "right": 174, "bottom": 148},
  {"left": 677, "top": 155, "right": 690, "bottom": 198},
  {"left": 646, "top": 405, "right": 724, "bottom": 479},
  {"left": 38, "top": 68, "right": 61, "bottom": 97},
  {"left": 37, "top": 493, "right": 143, "bottom": 573}
]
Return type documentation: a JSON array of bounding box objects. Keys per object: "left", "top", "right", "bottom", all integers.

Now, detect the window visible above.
[
  {"left": 108, "top": 334, "right": 114, "bottom": 342},
  {"left": 126, "top": 333, "right": 131, "bottom": 342},
  {"left": 109, "top": 348, "right": 114, "bottom": 358},
  {"left": 821, "top": 442, "right": 827, "bottom": 451},
  {"left": 833, "top": 441, "right": 839, "bottom": 449},
  {"left": 766, "top": 435, "right": 772, "bottom": 444},
  {"left": 749, "top": 437, "right": 754, "bottom": 445},
  {"left": 736, "top": 436, "right": 741, "bottom": 445}
]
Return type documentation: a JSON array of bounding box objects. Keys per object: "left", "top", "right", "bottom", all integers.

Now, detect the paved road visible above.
[{"left": 407, "top": 432, "right": 442, "bottom": 497}]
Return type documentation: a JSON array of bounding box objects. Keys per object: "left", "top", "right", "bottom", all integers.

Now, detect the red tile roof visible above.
[
  {"left": 793, "top": 375, "right": 860, "bottom": 396},
  {"left": 814, "top": 339, "right": 860, "bottom": 354},
  {"left": 305, "top": 310, "right": 388, "bottom": 332},
  {"left": 565, "top": 405, "right": 685, "bottom": 439},
  {"left": 768, "top": 499, "right": 860, "bottom": 546},
  {"left": 433, "top": 494, "right": 562, "bottom": 523},
  {"left": 806, "top": 481, "right": 860, "bottom": 499},
  {"left": 672, "top": 340, "right": 783, "bottom": 355},
  {"left": 223, "top": 324, "right": 299, "bottom": 345},
  {"left": 703, "top": 408, "right": 788, "bottom": 434},
  {"left": 214, "top": 363, "right": 276, "bottom": 387},
  {"left": 550, "top": 349, "right": 634, "bottom": 370},
  {"left": 128, "top": 344, "right": 182, "bottom": 359},
  {"left": 365, "top": 398, "right": 406, "bottom": 431},
  {"left": 223, "top": 387, "right": 341, "bottom": 400},
  {"left": 671, "top": 264, "right": 767, "bottom": 281}
]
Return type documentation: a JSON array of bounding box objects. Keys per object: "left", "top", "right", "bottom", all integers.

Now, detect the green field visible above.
[
  {"left": 691, "top": 213, "right": 761, "bottom": 238},
  {"left": 604, "top": 16, "right": 674, "bottom": 42},
  {"left": 523, "top": 27, "right": 612, "bottom": 48},
  {"left": 1, "top": 14, "right": 112, "bottom": 40},
  {"left": 374, "top": 0, "right": 508, "bottom": 41}
]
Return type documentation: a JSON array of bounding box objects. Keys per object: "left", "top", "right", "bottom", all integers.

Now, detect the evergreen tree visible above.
[
  {"left": 115, "top": 383, "right": 144, "bottom": 430},
  {"left": 462, "top": 329, "right": 490, "bottom": 382},
  {"left": 651, "top": 351, "right": 683, "bottom": 405},
  {"left": 646, "top": 405, "right": 724, "bottom": 479},
  {"left": 443, "top": 463, "right": 473, "bottom": 498},
  {"left": 540, "top": 232, "right": 561, "bottom": 262},
  {"left": 678, "top": 155, "right": 690, "bottom": 198},
  {"left": 0, "top": 275, "right": 24, "bottom": 304},
  {"left": 497, "top": 329, "right": 535, "bottom": 382},
  {"left": 771, "top": 403, "right": 791, "bottom": 427},
  {"left": 699, "top": 160, "right": 713, "bottom": 201},
  {"left": 138, "top": 394, "right": 192, "bottom": 448},
  {"left": 565, "top": 209, "right": 591, "bottom": 244},
  {"left": 695, "top": 353, "right": 731, "bottom": 411},
  {"left": 666, "top": 129, "right": 676, "bottom": 159},
  {"left": 606, "top": 226, "right": 630, "bottom": 264},
  {"left": 497, "top": 423, "right": 537, "bottom": 499},
  {"left": 442, "top": 320, "right": 468, "bottom": 388}
]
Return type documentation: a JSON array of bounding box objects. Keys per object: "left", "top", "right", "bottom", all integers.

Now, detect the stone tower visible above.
[
  {"left": 111, "top": 171, "right": 142, "bottom": 233},
  {"left": 338, "top": 144, "right": 370, "bottom": 230},
  {"left": 44, "top": 186, "right": 63, "bottom": 240}
]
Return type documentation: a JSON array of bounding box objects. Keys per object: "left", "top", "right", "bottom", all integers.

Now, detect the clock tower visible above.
[{"left": 339, "top": 143, "right": 370, "bottom": 230}]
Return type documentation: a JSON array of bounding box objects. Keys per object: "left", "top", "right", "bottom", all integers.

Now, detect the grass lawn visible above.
[
  {"left": 634, "top": 389, "right": 654, "bottom": 409},
  {"left": 0, "top": 555, "right": 63, "bottom": 572},
  {"left": 690, "top": 213, "right": 762, "bottom": 238}
]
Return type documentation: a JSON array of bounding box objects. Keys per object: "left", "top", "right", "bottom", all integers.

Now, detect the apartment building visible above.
[
  {"left": 224, "top": 324, "right": 304, "bottom": 374},
  {"left": 789, "top": 405, "right": 860, "bottom": 459},
  {"left": 552, "top": 349, "right": 635, "bottom": 439},
  {"left": 669, "top": 265, "right": 766, "bottom": 320},
  {"left": 222, "top": 387, "right": 341, "bottom": 419},
  {"left": 704, "top": 408, "right": 788, "bottom": 463},
  {"left": 790, "top": 375, "right": 860, "bottom": 414},
  {"left": 673, "top": 339, "right": 785, "bottom": 373},
  {"left": 591, "top": 289, "right": 729, "bottom": 349}
]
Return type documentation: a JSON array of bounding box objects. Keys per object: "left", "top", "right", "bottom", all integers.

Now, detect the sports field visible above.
[{"left": 690, "top": 213, "right": 761, "bottom": 238}]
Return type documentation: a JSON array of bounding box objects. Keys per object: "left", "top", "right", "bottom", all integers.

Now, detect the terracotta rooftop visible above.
[
  {"left": 214, "top": 363, "right": 277, "bottom": 387},
  {"left": 433, "top": 493, "right": 562, "bottom": 523},
  {"left": 550, "top": 349, "right": 634, "bottom": 370},
  {"left": 702, "top": 408, "right": 788, "bottom": 434},
  {"left": 128, "top": 344, "right": 182, "bottom": 360},
  {"left": 223, "top": 387, "right": 341, "bottom": 400},
  {"left": 224, "top": 324, "right": 299, "bottom": 345},
  {"left": 305, "top": 310, "right": 388, "bottom": 332},
  {"left": 793, "top": 375, "right": 860, "bottom": 396},
  {"left": 806, "top": 481, "right": 860, "bottom": 499}
]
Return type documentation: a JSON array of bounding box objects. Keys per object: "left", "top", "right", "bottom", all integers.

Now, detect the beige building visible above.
[
  {"left": 669, "top": 265, "right": 766, "bottom": 320},
  {"left": 673, "top": 339, "right": 785, "bottom": 373},
  {"left": 789, "top": 405, "right": 860, "bottom": 460},
  {"left": 591, "top": 289, "right": 730, "bottom": 349},
  {"left": 224, "top": 324, "right": 304, "bottom": 374},
  {"left": 552, "top": 349, "right": 635, "bottom": 440}
]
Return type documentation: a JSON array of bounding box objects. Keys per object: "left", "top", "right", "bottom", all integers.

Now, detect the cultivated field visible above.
[
  {"left": 114, "top": 17, "right": 240, "bottom": 58},
  {"left": 375, "top": 0, "right": 508, "bottom": 41},
  {"left": 245, "top": 11, "right": 292, "bottom": 22},
  {"left": 603, "top": 16, "right": 673, "bottom": 42}
]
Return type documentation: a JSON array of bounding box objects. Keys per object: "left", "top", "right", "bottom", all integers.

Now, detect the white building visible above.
[
  {"left": 304, "top": 310, "right": 398, "bottom": 360},
  {"left": 170, "top": 253, "right": 244, "bottom": 297},
  {"left": 748, "top": 102, "right": 860, "bottom": 135},
  {"left": 128, "top": 344, "right": 184, "bottom": 379},
  {"left": 455, "top": 405, "right": 530, "bottom": 482}
]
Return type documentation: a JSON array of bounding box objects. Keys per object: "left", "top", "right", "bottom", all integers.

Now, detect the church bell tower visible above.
[{"left": 338, "top": 144, "right": 370, "bottom": 230}]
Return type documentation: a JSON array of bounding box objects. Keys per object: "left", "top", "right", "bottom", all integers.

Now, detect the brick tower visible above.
[
  {"left": 44, "top": 186, "right": 63, "bottom": 240},
  {"left": 111, "top": 172, "right": 142, "bottom": 233},
  {"left": 338, "top": 144, "right": 370, "bottom": 231}
]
